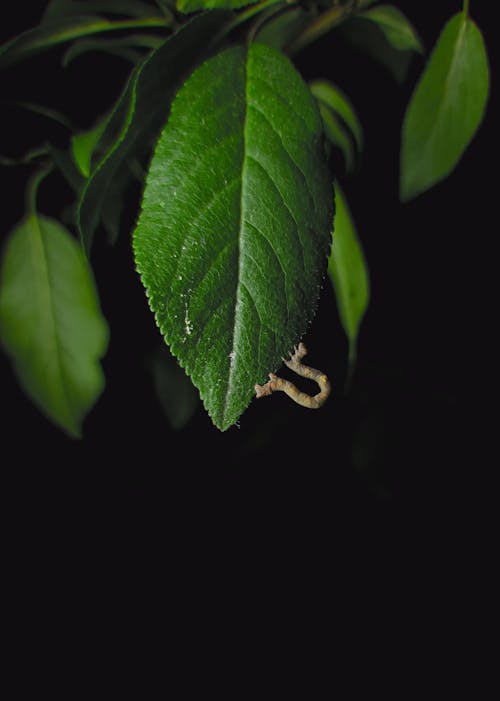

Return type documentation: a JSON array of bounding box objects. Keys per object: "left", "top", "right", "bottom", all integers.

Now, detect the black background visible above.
[{"left": 0, "top": 1, "right": 495, "bottom": 561}]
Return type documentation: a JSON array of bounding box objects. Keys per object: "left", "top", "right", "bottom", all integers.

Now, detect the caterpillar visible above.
[{"left": 254, "top": 342, "right": 331, "bottom": 409}]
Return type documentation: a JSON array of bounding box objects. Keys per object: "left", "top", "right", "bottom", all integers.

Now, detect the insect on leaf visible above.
[
  {"left": 400, "top": 11, "right": 489, "bottom": 201},
  {"left": 133, "top": 43, "right": 334, "bottom": 431}
]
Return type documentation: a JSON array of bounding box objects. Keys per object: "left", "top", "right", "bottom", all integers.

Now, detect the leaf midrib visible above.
[
  {"left": 411, "top": 15, "right": 467, "bottom": 178},
  {"left": 221, "top": 51, "right": 249, "bottom": 427},
  {"left": 29, "top": 214, "right": 74, "bottom": 425}
]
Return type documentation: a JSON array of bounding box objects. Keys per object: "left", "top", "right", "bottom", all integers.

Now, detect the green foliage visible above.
[
  {"left": 0, "top": 1, "right": 491, "bottom": 435},
  {"left": 133, "top": 43, "right": 333, "bottom": 430},
  {"left": 328, "top": 182, "right": 369, "bottom": 372},
  {"left": 78, "top": 10, "right": 230, "bottom": 253},
  {"left": 400, "top": 11, "right": 489, "bottom": 201},
  {"left": 342, "top": 4, "right": 422, "bottom": 83},
  {"left": 0, "top": 201, "right": 108, "bottom": 437},
  {"left": 0, "top": 14, "right": 168, "bottom": 70},
  {"left": 310, "top": 79, "right": 363, "bottom": 171},
  {"left": 177, "top": 0, "right": 258, "bottom": 13},
  {"left": 360, "top": 4, "right": 423, "bottom": 53}
]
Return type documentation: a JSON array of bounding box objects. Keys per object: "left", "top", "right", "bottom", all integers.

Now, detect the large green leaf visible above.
[
  {"left": 400, "top": 12, "right": 489, "bottom": 201},
  {"left": 133, "top": 43, "right": 333, "bottom": 430},
  {"left": 0, "top": 214, "right": 108, "bottom": 437},
  {"left": 77, "top": 10, "right": 231, "bottom": 253},
  {"left": 328, "top": 182, "right": 369, "bottom": 371}
]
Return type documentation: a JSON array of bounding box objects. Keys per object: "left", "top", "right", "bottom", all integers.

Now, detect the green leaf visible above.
[
  {"left": 342, "top": 16, "right": 414, "bottom": 83},
  {"left": 318, "top": 103, "right": 355, "bottom": 173},
  {"left": 360, "top": 4, "right": 423, "bottom": 53},
  {"left": 149, "top": 346, "right": 200, "bottom": 429},
  {"left": 328, "top": 182, "right": 369, "bottom": 371},
  {"left": 133, "top": 43, "right": 333, "bottom": 431},
  {"left": 177, "top": 0, "right": 257, "bottom": 13},
  {"left": 254, "top": 6, "right": 309, "bottom": 51},
  {"left": 0, "top": 15, "right": 168, "bottom": 70},
  {"left": 72, "top": 118, "right": 108, "bottom": 177},
  {"left": 62, "top": 33, "right": 163, "bottom": 67},
  {"left": 0, "top": 214, "right": 108, "bottom": 437},
  {"left": 77, "top": 10, "right": 231, "bottom": 253},
  {"left": 309, "top": 79, "right": 363, "bottom": 153},
  {"left": 400, "top": 12, "right": 489, "bottom": 201}
]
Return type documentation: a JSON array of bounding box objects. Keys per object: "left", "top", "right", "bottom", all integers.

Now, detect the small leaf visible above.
[
  {"left": 360, "top": 4, "right": 423, "bottom": 53},
  {"left": 149, "top": 346, "right": 200, "bottom": 430},
  {"left": 177, "top": 0, "right": 257, "bottom": 13},
  {"left": 133, "top": 43, "right": 333, "bottom": 430},
  {"left": 0, "top": 214, "right": 108, "bottom": 437},
  {"left": 318, "top": 102, "right": 355, "bottom": 173},
  {"left": 255, "top": 6, "right": 310, "bottom": 51},
  {"left": 328, "top": 181, "right": 369, "bottom": 371},
  {"left": 400, "top": 12, "right": 489, "bottom": 201},
  {"left": 72, "top": 118, "right": 108, "bottom": 177},
  {"left": 77, "top": 10, "right": 232, "bottom": 253},
  {"left": 309, "top": 79, "right": 363, "bottom": 153},
  {"left": 342, "top": 16, "right": 414, "bottom": 83}
]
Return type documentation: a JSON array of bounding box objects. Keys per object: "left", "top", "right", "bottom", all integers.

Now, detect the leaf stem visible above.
[
  {"left": 213, "top": 0, "right": 286, "bottom": 44},
  {"left": 463, "top": 0, "right": 469, "bottom": 17},
  {"left": 286, "top": 0, "right": 374, "bottom": 55},
  {"left": 25, "top": 164, "right": 53, "bottom": 215}
]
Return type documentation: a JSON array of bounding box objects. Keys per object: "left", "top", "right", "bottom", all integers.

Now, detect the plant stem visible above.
[
  {"left": 286, "top": 0, "right": 373, "bottom": 56},
  {"left": 463, "top": 0, "right": 470, "bottom": 17},
  {"left": 215, "top": 0, "right": 286, "bottom": 43},
  {"left": 25, "top": 164, "right": 53, "bottom": 215}
]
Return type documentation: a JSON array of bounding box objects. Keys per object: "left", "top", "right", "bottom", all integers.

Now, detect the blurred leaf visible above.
[
  {"left": 318, "top": 103, "right": 355, "bottom": 173},
  {"left": 341, "top": 16, "right": 414, "bottom": 83},
  {"left": 78, "top": 10, "right": 232, "bottom": 253},
  {"left": 360, "top": 4, "right": 423, "bottom": 53},
  {"left": 133, "top": 44, "right": 334, "bottom": 430},
  {"left": 0, "top": 14, "right": 168, "bottom": 70},
  {"left": 400, "top": 12, "right": 489, "bottom": 201},
  {"left": 149, "top": 346, "right": 200, "bottom": 429},
  {"left": 253, "top": 6, "right": 309, "bottom": 51},
  {"left": 62, "top": 33, "right": 163, "bottom": 66},
  {"left": 72, "top": 118, "right": 108, "bottom": 177},
  {"left": 177, "top": 0, "right": 257, "bottom": 13},
  {"left": 42, "top": 0, "right": 163, "bottom": 21},
  {"left": 309, "top": 79, "right": 363, "bottom": 152},
  {"left": 0, "top": 209, "right": 108, "bottom": 438},
  {"left": 328, "top": 181, "right": 369, "bottom": 371}
]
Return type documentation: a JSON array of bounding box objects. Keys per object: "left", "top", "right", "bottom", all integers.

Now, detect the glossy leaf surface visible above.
[{"left": 134, "top": 43, "right": 333, "bottom": 430}]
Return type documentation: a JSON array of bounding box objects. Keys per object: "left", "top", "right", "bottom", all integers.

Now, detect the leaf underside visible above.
[{"left": 133, "top": 43, "right": 333, "bottom": 430}]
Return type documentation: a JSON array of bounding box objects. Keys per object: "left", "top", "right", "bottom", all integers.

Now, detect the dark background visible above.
[{"left": 0, "top": 1, "right": 495, "bottom": 555}]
